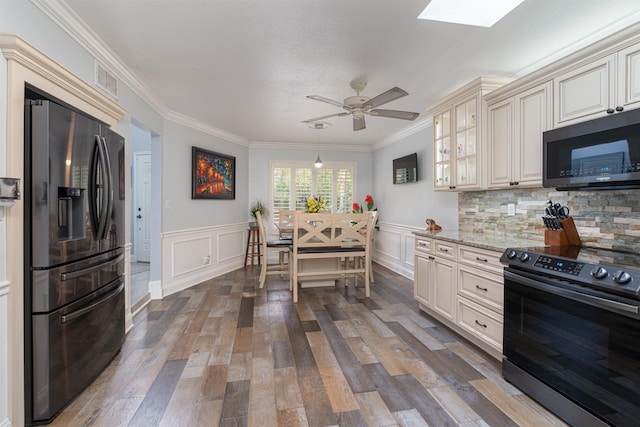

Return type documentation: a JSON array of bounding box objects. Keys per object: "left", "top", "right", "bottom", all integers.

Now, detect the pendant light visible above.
[{"left": 308, "top": 121, "right": 330, "bottom": 168}]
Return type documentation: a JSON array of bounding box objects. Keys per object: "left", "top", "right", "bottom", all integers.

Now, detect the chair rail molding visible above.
[{"left": 373, "top": 222, "right": 423, "bottom": 280}]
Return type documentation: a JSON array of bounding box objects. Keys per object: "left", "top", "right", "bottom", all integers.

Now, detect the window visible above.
[{"left": 270, "top": 161, "right": 356, "bottom": 214}]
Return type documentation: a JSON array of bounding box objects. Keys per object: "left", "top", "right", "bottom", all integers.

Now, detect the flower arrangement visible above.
[
  {"left": 304, "top": 195, "right": 326, "bottom": 213},
  {"left": 352, "top": 194, "right": 379, "bottom": 229},
  {"left": 352, "top": 194, "right": 376, "bottom": 213}
]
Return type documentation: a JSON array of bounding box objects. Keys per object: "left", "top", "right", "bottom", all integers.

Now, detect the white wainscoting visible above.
[
  {"left": 372, "top": 221, "right": 422, "bottom": 280},
  {"left": 0, "top": 280, "right": 9, "bottom": 427},
  {"left": 160, "top": 223, "right": 247, "bottom": 297}
]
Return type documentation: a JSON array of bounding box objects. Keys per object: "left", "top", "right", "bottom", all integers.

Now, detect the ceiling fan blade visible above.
[
  {"left": 306, "top": 95, "right": 349, "bottom": 109},
  {"left": 365, "top": 87, "right": 409, "bottom": 109},
  {"left": 353, "top": 117, "right": 366, "bottom": 131},
  {"left": 301, "top": 112, "right": 349, "bottom": 123},
  {"left": 370, "top": 109, "right": 419, "bottom": 121}
]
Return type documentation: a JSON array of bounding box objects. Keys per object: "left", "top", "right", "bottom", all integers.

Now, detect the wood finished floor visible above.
[{"left": 50, "top": 263, "right": 568, "bottom": 427}]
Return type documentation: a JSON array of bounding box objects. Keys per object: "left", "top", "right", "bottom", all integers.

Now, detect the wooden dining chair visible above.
[
  {"left": 275, "top": 209, "right": 295, "bottom": 240},
  {"left": 255, "top": 211, "right": 291, "bottom": 289},
  {"left": 353, "top": 210, "right": 378, "bottom": 286}
]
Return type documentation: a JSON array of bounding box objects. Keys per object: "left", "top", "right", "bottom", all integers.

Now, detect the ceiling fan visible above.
[{"left": 302, "top": 79, "right": 420, "bottom": 131}]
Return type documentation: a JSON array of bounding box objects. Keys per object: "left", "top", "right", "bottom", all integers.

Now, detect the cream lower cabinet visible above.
[
  {"left": 413, "top": 238, "right": 457, "bottom": 322},
  {"left": 414, "top": 238, "right": 433, "bottom": 306},
  {"left": 413, "top": 237, "right": 504, "bottom": 360},
  {"left": 456, "top": 245, "right": 504, "bottom": 358}
]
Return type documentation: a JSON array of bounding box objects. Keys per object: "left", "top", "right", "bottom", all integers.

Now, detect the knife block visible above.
[{"left": 544, "top": 216, "right": 581, "bottom": 246}]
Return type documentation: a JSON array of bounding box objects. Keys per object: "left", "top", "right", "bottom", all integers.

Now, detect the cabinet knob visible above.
[
  {"left": 606, "top": 108, "right": 615, "bottom": 114},
  {"left": 616, "top": 105, "right": 624, "bottom": 112}
]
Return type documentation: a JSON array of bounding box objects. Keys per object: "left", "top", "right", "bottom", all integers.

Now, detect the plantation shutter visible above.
[
  {"left": 269, "top": 161, "right": 356, "bottom": 214},
  {"left": 272, "top": 167, "right": 291, "bottom": 211}
]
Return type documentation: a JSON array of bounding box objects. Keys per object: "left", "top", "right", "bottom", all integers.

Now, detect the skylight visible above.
[{"left": 417, "top": 0, "right": 525, "bottom": 27}]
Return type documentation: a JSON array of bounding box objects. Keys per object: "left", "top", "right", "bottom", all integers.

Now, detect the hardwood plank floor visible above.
[{"left": 49, "top": 263, "right": 568, "bottom": 427}]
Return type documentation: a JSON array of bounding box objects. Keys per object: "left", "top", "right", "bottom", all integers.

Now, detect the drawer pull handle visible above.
[
  {"left": 418, "top": 242, "right": 427, "bottom": 247},
  {"left": 475, "top": 320, "right": 487, "bottom": 328},
  {"left": 475, "top": 285, "right": 488, "bottom": 292},
  {"left": 475, "top": 257, "right": 488, "bottom": 262},
  {"left": 439, "top": 248, "right": 449, "bottom": 253},
  {"left": 428, "top": 256, "right": 435, "bottom": 260}
]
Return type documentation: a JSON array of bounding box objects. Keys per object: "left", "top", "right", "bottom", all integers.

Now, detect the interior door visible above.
[{"left": 134, "top": 152, "right": 151, "bottom": 262}]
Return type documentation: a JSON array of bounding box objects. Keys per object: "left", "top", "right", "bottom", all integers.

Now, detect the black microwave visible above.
[{"left": 543, "top": 108, "right": 640, "bottom": 190}]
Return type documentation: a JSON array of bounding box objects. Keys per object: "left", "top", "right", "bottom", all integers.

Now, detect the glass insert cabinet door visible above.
[
  {"left": 434, "top": 110, "right": 452, "bottom": 188},
  {"left": 454, "top": 97, "right": 478, "bottom": 187}
]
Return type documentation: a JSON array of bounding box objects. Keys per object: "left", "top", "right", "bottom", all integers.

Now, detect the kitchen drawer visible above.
[
  {"left": 458, "top": 297, "right": 503, "bottom": 352},
  {"left": 458, "top": 245, "right": 502, "bottom": 274},
  {"left": 415, "top": 237, "right": 432, "bottom": 254},
  {"left": 434, "top": 241, "right": 457, "bottom": 260},
  {"left": 458, "top": 265, "right": 504, "bottom": 312}
]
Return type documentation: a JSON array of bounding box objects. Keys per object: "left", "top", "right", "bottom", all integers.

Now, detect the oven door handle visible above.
[{"left": 504, "top": 270, "right": 640, "bottom": 315}]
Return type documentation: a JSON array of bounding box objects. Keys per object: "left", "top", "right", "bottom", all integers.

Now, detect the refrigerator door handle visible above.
[
  {"left": 60, "top": 252, "right": 124, "bottom": 281},
  {"left": 100, "top": 136, "right": 114, "bottom": 241},
  {"left": 60, "top": 281, "right": 124, "bottom": 324},
  {"left": 89, "top": 135, "right": 110, "bottom": 240}
]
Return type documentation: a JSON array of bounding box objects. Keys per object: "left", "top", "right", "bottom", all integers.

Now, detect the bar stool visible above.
[{"left": 244, "top": 224, "right": 261, "bottom": 266}]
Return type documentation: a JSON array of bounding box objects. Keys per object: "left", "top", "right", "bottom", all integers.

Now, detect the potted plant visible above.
[{"left": 249, "top": 199, "right": 269, "bottom": 227}]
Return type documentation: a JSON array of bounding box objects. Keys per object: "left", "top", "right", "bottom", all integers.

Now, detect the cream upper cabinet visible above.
[
  {"left": 430, "top": 77, "right": 511, "bottom": 191},
  {"left": 554, "top": 55, "right": 615, "bottom": 126},
  {"left": 554, "top": 41, "right": 640, "bottom": 127},
  {"left": 488, "top": 82, "right": 552, "bottom": 188},
  {"left": 433, "top": 110, "right": 452, "bottom": 190},
  {"left": 618, "top": 42, "right": 640, "bottom": 109}
]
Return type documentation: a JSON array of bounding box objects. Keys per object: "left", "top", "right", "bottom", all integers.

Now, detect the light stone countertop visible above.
[{"left": 413, "top": 230, "right": 543, "bottom": 253}]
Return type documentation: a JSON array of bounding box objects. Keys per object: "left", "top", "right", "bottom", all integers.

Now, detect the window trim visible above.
[{"left": 269, "top": 159, "right": 357, "bottom": 220}]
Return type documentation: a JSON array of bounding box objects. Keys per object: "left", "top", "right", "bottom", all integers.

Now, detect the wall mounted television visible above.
[{"left": 393, "top": 153, "right": 418, "bottom": 184}]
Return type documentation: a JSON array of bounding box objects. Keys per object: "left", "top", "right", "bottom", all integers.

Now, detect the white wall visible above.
[
  {"left": 370, "top": 127, "right": 458, "bottom": 278},
  {"left": 372, "top": 127, "right": 458, "bottom": 230},
  {"left": 162, "top": 120, "right": 249, "bottom": 231}
]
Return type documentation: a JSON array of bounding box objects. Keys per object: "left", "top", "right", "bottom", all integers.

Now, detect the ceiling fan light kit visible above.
[{"left": 302, "top": 79, "right": 420, "bottom": 131}]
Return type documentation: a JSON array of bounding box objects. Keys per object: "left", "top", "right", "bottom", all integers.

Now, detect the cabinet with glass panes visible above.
[{"left": 429, "top": 77, "right": 511, "bottom": 191}]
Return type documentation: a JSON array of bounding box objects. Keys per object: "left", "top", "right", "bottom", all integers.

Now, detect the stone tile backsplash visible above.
[{"left": 458, "top": 188, "right": 640, "bottom": 252}]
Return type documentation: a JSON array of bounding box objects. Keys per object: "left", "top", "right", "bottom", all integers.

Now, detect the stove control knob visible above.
[
  {"left": 518, "top": 252, "right": 530, "bottom": 262},
  {"left": 506, "top": 250, "right": 518, "bottom": 259},
  {"left": 591, "top": 266, "right": 608, "bottom": 280},
  {"left": 613, "top": 270, "right": 632, "bottom": 285}
]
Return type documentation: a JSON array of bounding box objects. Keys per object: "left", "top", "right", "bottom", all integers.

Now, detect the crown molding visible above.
[
  {"left": 165, "top": 111, "right": 250, "bottom": 146},
  {"left": 0, "top": 33, "right": 126, "bottom": 121},
  {"left": 372, "top": 117, "right": 432, "bottom": 151},
  {"left": 30, "top": 0, "right": 170, "bottom": 117},
  {"left": 249, "top": 140, "right": 372, "bottom": 152},
  {"left": 30, "top": 0, "right": 433, "bottom": 149},
  {"left": 515, "top": 11, "right": 640, "bottom": 77}
]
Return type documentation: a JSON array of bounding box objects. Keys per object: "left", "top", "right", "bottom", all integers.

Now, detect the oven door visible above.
[{"left": 503, "top": 269, "right": 640, "bottom": 427}]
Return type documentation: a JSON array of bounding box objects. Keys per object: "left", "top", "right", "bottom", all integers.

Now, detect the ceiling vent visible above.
[{"left": 95, "top": 61, "right": 118, "bottom": 98}]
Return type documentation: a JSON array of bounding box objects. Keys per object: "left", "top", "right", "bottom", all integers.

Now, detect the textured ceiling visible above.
[{"left": 61, "top": 0, "right": 640, "bottom": 148}]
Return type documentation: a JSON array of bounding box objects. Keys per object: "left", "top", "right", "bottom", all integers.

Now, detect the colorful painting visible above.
[{"left": 192, "top": 147, "right": 235, "bottom": 199}]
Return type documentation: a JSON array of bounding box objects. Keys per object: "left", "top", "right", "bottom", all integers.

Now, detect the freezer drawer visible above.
[
  {"left": 31, "top": 249, "right": 123, "bottom": 313},
  {"left": 31, "top": 278, "right": 125, "bottom": 423}
]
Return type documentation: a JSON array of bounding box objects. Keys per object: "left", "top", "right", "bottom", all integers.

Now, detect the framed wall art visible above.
[{"left": 192, "top": 146, "right": 236, "bottom": 200}]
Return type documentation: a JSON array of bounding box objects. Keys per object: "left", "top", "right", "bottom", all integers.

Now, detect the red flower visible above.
[
  {"left": 352, "top": 202, "right": 360, "bottom": 212},
  {"left": 365, "top": 194, "right": 374, "bottom": 204}
]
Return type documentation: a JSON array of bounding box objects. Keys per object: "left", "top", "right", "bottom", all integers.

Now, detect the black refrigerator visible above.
[{"left": 24, "top": 95, "right": 126, "bottom": 425}]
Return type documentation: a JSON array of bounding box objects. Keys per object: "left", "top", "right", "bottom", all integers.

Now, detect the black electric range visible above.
[
  {"left": 500, "top": 245, "right": 640, "bottom": 300},
  {"left": 500, "top": 244, "right": 640, "bottom": 427}
]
